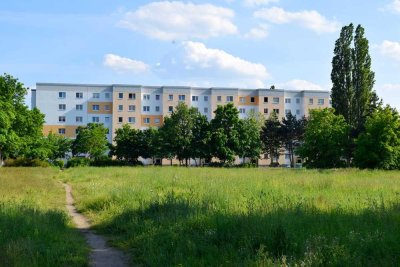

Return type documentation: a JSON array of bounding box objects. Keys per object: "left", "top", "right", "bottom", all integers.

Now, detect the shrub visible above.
[
  {"left": 4, "top": 158, "right": 50, "bottom": 167},
  {"left": 52, "top": 160, "right": 65, "bottom": 169},
  {"left": 66, "top": 157, "right": 91, "bottom": 168},
  {"left": 90, "top": 156, "right": 143, "bottom": 167}
]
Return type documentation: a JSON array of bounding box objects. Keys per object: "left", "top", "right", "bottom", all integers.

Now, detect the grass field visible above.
[
  {"left": 62, "top": 167, "right": 400, "bottom": 266},
  {"left": 0, "top": 168, "right": 88, "bottom": 267}
]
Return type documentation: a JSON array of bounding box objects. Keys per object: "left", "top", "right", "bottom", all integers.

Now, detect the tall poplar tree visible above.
[{"left": 331, "top": 23, "right": 377, "bottom": 132}]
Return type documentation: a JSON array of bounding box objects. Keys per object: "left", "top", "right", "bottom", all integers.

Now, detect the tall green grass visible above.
[
  {"left": 0, "top": 168, "right": 88, "bottom": 267},
  {"left": 64, "top": 167, "right": 400, "bottom": 266}
]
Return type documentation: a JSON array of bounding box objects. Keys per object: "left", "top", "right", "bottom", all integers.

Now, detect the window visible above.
[
  {"left": 296, "top": 98, "right": 300, "bottom": 104},
  {"left": 273, "top": 109, "right": 279, "bottom": 114},
  {"left": 192, "top": 96, "right": 198, "bottom": 101},
  {"left": 58, "top": 116, "right": 66, "bottom": 122},
  {"left": 155, "top": 94, "right": 160, "bottom": 100},
  {"left": 250, "top": 97, "right": 255, "bottom": 103},
  {"left": 93, "top": 93, "right": 100, "bottom": 99},
  {"left": 309, "top": 98, "right": 314, "bottom": 105},
  {"left": 264, "top": 97, "right": 268, "bottom": 103},
  {"left": 118, "top": 105, "right": 123, "bottom": 111},
  {"left": 118, "top": 117, "right": 123, "bottom": 123},
  {"left": 318, "top": 99, "right": 324, "bottom": 105},
  {"left": 58, "top": 104, "right": 66, "bottom": 110},
  {"left": 296, "top": 109, "right": 300, "bottom": 115},
  {"left": 92, "top": 105, "right": 100, "bottom": 111},
  {"left": 58, "top": 128, "right": 65, "bottom": 134},
  {"left": 285, "top": 98, "right": 291, "bottom": 104},
  {"left": 217, "top": 96, "right": 222, "bottom": 102},
  {"left": 105, "top": 105, "right": 110, "bottom": 111},
  {"left": 105, "top": 92, "right": 111, "bottom": 99},
  {"left": 129, "top": 105, "right": 135, "bottom": 112},
  {"left": 143, "top": 106, "right": 150, "bottom": 112},
  {"left": 129, "top": 93, "right": 136, "bottom": 100},
  {"left": 273, "top": 97, "right": 279, "bottom": 104},
  {"left": 76, "top": 116, "right": 83, "bottom": 123},
  {"left": 285, "top": 109, "right": 291, "bottom": 115},
  {"left": 128, "top": 117, "right": 135, "bottom": 124},
  {"left": 239, "top": 108, "right": 246, "bottom": 114},
  {"left": 226, "top": 96, "right": 233, "bottom": 102},
  {"left": 168, "top": 94, "right": 173, "bottom": 101},
  {"left": 264, "top": 108, "right": 268, "bottom": 114},
  {"left": 179, "top": 95, "right": 186, "bottom": 101},
  {"left": 143, "top": 118, "right": 150, "bottom": 124},
  {"left": 168, "top": 106, "right": 173, "bottom": 112},
  {"left": 76, "top": 104, "right": 83, "bottom": 110},
  {"left": 143, "top": 94, "right": 150, "bottom": 100},
  {"left": 118, "top": 93, "right": 123, "bottom": 99},
  {"left": 204, "top": 107, "right": 209, "bottom": 113},
  {"left": 105, "top": 117, "right": 110, "bottom": 123},
  {"left": 92, "top": 117, "right": 99, "bottom": 123},
  {"left": 329, "top": 99, "right": 332, "bottom": 105},
  {"left": 285, "top": 154, "right": 290, "bottom": 159},
  {"left": 154, "top": 118, "right": 160, "bottom": 124},
  {"left": 155, "top": 106, "right": 160, "bottom": 112},
  {"left": 240, "top": 97, "right": 246, "bottom": 103},
  {"left": 58, "top": 92, "right": 66, "bottom": 98},
  {"left": 204, "top": 96, "right": 209, "bottom": 101},
  {"left": 76, "top": 92, "right": 83, "bottom": 99}
]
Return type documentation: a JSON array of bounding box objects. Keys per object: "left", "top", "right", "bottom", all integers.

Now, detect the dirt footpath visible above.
[{"left": 64, "top": 183, "right": 129, "bottom": 267}]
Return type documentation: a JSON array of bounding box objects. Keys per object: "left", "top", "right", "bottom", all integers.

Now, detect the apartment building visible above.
[{"left": 32, "top": 83, "right": 331, "bottom": 164}]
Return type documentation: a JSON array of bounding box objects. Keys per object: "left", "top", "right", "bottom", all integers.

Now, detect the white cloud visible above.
[
  {"left": 380, "top": 83, "right": 400, "bottom": 91},
  {"left": 383, "top": 0, "right": 400, "bottom": 14},
  {"left": 243, "top": 24, "right": 269, "bottom": 39},
  {"left": 103, "top": 54, "right": 149, "bottom": 74},
  {"left": 119, "top": 1, "right": 238, "bottom": 41},
  {"left": 254, "top": 7, "right": 340, "bottom": 34},
  {"left": 243, "top": 0, "right": 279, "bottom": 7},
  {"left": 156, "top": 41, "right": 270, "bottom": 88},
  {"left": 378, "top": 40, "right": 400, "bottom": 62},
  {"left": 277, "top": 79, "right": 326, "bottom": 91}
]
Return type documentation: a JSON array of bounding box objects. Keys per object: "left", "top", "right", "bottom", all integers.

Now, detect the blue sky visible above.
[{"left": 1, "top": 0, "right": 400, "bottom": 109}]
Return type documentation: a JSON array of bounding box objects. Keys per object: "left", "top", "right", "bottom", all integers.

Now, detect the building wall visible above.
[{"left": 34, "top": 83, "right": 331, "bottom": 165}]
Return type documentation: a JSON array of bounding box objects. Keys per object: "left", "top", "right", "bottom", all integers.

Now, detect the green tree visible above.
[
  {"left": 113, "top": 124, "right": 142, "bottom": 163},
  {"left": 140, "top": 127, "right": 160, "bottom": 165},
  {"left": 237, "top": 111, "right": 263, "bottom": 164},
  {"left": 210, "top": 103, "right": 241, "bottom": 164},
  {"left": 46, "top": 133, "right": 72, "bottom": 161},
  {"left": 354, "top": 106, "right": 400, "bottom": 169},
  {"left": 298, "top": 108, "right": 349, "bottom": 168},
  {"left": 280, "top": 112, "right": 307, "bottom": 167},
  {"left": 0, "top": 74, "right": 45, "bottom": 161},
  {"left": 190, "top": 110, "right": 211, "bottom": 166},
  {"left": 72, "top": 123, "right": 109, "bottom": 159},
  {"left": 261, "top": 112, "right": 282, "bottom": 166}
]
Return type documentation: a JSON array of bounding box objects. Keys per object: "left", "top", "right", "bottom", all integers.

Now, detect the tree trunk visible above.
[{"left": 170, "top": 158, "right": 172, "bottom": 166}]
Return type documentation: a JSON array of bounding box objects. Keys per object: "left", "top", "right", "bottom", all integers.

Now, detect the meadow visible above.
[
  {"left": 0, "top": 168, "right": 88, "bottom": 267},
  {"left": 62, "top": 167, "right": 400, "bottom": 266}
]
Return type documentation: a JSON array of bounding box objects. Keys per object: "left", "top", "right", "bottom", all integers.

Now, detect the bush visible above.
[
  {"left": 4, "top": 158, "right": 50, "bottom": 167},
  {"left": 90, "top": 156, "right": 143, "bottom": 167},
  {"left": 66, "top": 157, "right": 91, "bottom": 168},
  {"left": 52, "top": 160, "right": 65, "bottom": 169}
]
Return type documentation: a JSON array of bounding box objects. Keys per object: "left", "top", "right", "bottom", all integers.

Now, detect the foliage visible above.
[
  {"left": 64, "top": 167, "right": 400, "bottom": 266},
  {"left": 72, "top": 123, "right": 109, "bottom": 159},
  {"left": 112, "top": 124, "right": 142, "bottom": 163},
  {"left": 3, "top": 158, "right": 51, "bottom": 167},
  {"left": 237, "top": 111, "right": 263, "bottom": 163},
  {"left": 66, "top": 157, "right": 91, "bottom": 168},
  {"left": 331, "top": 23, "right": 377, "bottom": 132},
  {"left": 0, "top": 74, "right": 45, "bottom": 160},
  {"left": 298, "top": 108, "right": 350, "bottom": 168},
  {"left": 210, "top": 103, "right": 241, "bottom": 164},
  {"left": 261, "top": 112, "right": 282, "bottom": 165},
  {"left": 280, "top": 112, "right": 307, "bottom": 167},
  {"left": 354, "top": 106, "right": 400, "bottom": 169}
]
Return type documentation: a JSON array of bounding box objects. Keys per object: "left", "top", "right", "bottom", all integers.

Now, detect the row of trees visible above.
[{"left": 109, "top": 102, "right": 309, "bottom": 166}]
